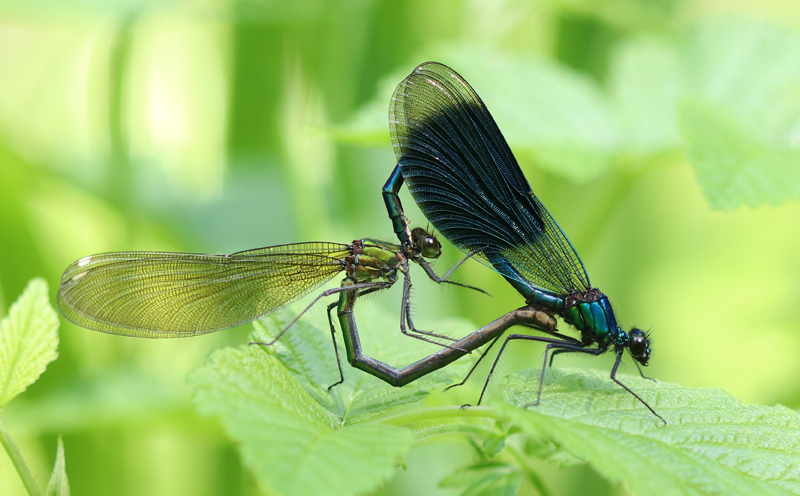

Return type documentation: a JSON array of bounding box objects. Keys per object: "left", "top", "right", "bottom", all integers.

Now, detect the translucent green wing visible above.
[{"left": 57, "top": 242, "right": 351, "bottom": 338}]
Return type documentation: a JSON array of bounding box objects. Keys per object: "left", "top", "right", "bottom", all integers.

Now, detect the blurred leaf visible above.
[
  {"left": 481, "top": 431, "right": 506, "bottom": 458},
  {"left": 679, "top": 21, "right": 800, "bottom": 209},
  {"left": 330, "top": 81, "right": 398, "bottom": 146},
  {"left": 45, "top": 435, "right": 70, "bottom": 496},
  {"left": 679, "top": 99, "right": 800, "bottom": 210},
  {"left": 0, "top": 0, "right": 192, "bottom": 15},
  {"left": 522, "top": 436, "right": 582, "bottom": 468},
  {"left": 4, "top": 371, "right": 193, "bottom": 434},
  {"left": 251, "top": 304, "right": 476, "bottom": 424},
  {"left": 341, "top": 21, "right": 800, "bottom": 209},
  {"left": 448, "top": 48, "right": 622, "bottom": 182},
  {"left": 0, "top": 278, "right": 59, "bottom": 408},
  {"left": 0, "top": 148, "right": 52, "bottom": 301},
  {"left": 498, "top": 368, "right": 800, "bottom": 495},
  {"left": 190, "top": 345, "right": 414, "bottom": 496},
  {"left": 609, "top": 36, "right": 683, "bottom": 155},
  {"left": 559, "top": 0, "right": 679, "bottom": 31},
  {"left": 439, "top": 461, "right": 522, "bottom": 496},
  {"left": 339, "top": 46, "right": 623, "bottom": 182}
]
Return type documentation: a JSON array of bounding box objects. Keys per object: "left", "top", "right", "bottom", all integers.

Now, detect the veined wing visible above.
[
  {"left": 57, "top": 242, "right": 351, "bottom": 338},
  {"left": 389, "top": 61, "right": 590, "bottom": 296}
]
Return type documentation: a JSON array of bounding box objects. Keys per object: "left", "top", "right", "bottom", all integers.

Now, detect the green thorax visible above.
[{"left": 349, "top": 239, "right": 403, "bottom": 282}]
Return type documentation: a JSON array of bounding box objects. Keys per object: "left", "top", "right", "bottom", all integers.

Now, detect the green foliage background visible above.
[{"left": 2, "top": 0, "right": 800, "bottom": 494}]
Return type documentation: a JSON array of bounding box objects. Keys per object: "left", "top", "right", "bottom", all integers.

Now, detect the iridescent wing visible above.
[
  {"left": 389, "top": 61, "right": 590, "bottom": 296},
  {"left": 57, "top": 242, "right": 351, "bottom": 338}
]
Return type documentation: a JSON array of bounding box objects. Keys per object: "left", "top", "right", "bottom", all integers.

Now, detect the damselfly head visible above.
[
  {"left": 627, "top": 328, "right": 650, "bottom": 366},
  {"left": 411, "top": 227, "right": 442, "bottom": 259}
]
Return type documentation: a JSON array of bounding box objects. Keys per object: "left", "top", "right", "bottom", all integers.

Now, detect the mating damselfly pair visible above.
[{"left": 57, "top": 62, "right": 663, "bottom": 424}]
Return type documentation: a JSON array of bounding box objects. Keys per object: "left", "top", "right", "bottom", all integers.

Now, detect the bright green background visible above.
[{"left": 2, "top": 1, "right": 800, "bottom": 494}]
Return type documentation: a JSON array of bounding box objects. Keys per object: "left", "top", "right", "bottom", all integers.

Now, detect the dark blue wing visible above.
[{"left": 389, "top": 61, "right": 590, "bottom": 296}]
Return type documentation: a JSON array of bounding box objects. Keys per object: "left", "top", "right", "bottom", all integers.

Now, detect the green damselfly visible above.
[{"left": 57, "top": 228, "right": 484, "bottom": 387}]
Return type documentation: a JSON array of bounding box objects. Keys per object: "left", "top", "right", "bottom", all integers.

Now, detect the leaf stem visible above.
[
  {"left": 505, "top": 444, "right": 551, "bottom": 496},
  {"left": 374, "top": 405, "right": 499, "bottom": 426},
  {"left": 0, "top": 418, "right": 42, "bottom": 496},
  {"left": 413, "top": 423, "right": 497, "bottom": 443}
]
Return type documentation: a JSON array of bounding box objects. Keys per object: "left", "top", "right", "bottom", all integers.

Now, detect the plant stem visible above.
[
  {"left": 374, "top": 405, "right": 499, "bottom": 426},
  {"left": 414, "top": 423, "right": 497, "bottom": 443},
  {"left": 505, "top": 444, "right": 551, "bottom": 496},
  {"left": 0, "top": 418, "right": 42, "bottom": 496}
]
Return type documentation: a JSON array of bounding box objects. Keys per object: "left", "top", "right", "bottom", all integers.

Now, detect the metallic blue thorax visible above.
[
  {"left": 522, "top": 286, "right": 619, "bottom": 346},
  {"left": 562, "top": 294, "right": 618, "bottom": 345}
]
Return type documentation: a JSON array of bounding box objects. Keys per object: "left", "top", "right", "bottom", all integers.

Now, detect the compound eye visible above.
[
  {"left": 421, "top": 236, "right": 442, "bottom": 259},
  {"left": 628, "top": 329, "right": 647, "bottom": 358}
]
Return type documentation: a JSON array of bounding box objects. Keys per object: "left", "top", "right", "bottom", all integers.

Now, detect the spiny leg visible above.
[
  {"left": 402, "top": 294, "right": 459, "bottom": 343},
  {"left": 401, "top": 248, "right": 488, "bottom": 349},
  {"left": 609, "top": 351, "right": 666, "bottom": 424},
  {"left": 443, "top": 334, "right": 503, "bottom": 392},
  {"left": 548, "top": 343, "right": 588, "bottom": 367},
  {"left": 325, "top": 300, "right": 346, "bottom": 390},
  {"left": 438, "top": 248, "right": 484, "bottom": 282},
  {"left": 531, "top": 343, "right": 665, "bottom": 423},
  {"left": 524, "top": 342, "right": 602, "bottom": 408},
  {"left": 474, "top": 335, "right": 599, "bottom": 406},
  {"left": 323, "top": 285, "right": 397, "bottom": 390},
  {"left": 446, "top": 322, "right": 575, "bottom": 393},
  {"left": 415, "top": 251, "right": 489, "bottom": 296},
  {"left": 398, "top": 272, "right": 467, "bottom": 351},
  {"left": 400, "top": 268, "right": 456, "bottom": 343},
  {"left": 498, "top": 322, "right": 580, "bottom": 368},
  {"left": 252, "top": 282, "right": 400, "bottom": 391},
  {"left": 250, "top": 280, "right": 392, "bottom": 347}
]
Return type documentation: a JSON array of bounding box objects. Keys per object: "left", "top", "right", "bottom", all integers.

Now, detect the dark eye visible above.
[
  {"left": 628, "top": 329, "right": 647, "bottom": 358},
  {"left": 421, "top": 236, "right": 441, "bottom": 259}
]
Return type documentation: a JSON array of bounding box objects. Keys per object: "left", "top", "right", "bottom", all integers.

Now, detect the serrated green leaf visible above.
[
  {"left": 251, "top": 303, "right": 475, "bottom": 424},
  {"left": 0, "top": 278, "right": 59, "bottom": 407},
  {"left": 46, "top": 435, "right": 70, "bottom": 496},
  {"left": 679, "top": 21, "right": 800, "bottom": 209},
  {"left": 190, "top": 345, "right": 415, "bottom": 496},
  {"left": 497, "top": 368, "right": 800, "bottom": 495}
]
